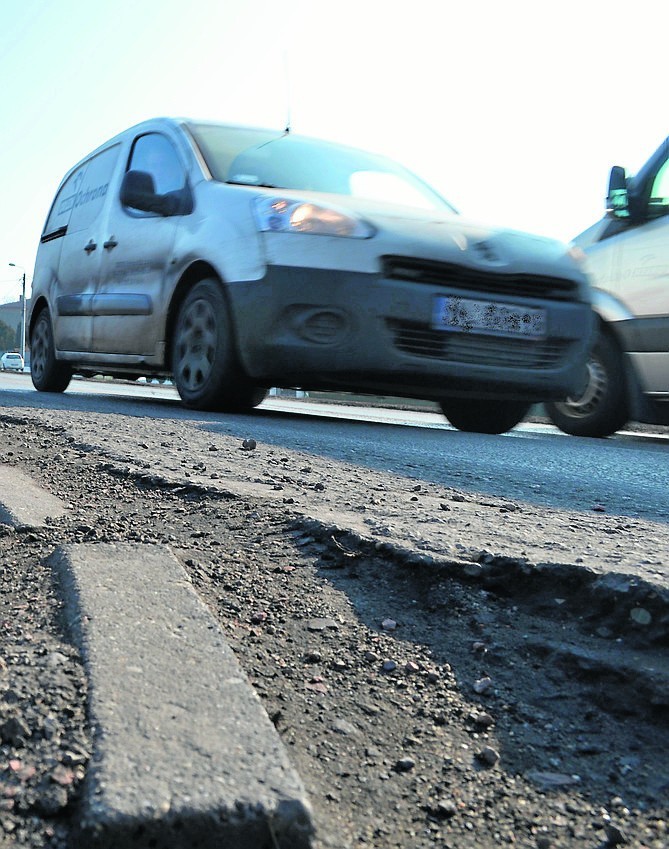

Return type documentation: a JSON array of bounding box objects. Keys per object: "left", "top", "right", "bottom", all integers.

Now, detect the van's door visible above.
[
  {"left": 613, "top": 159, "right": 669, "bottom": 394},
  {"left": 93, "top": 132, "right": 186, "bottom": 356},
  {"left": 49, "top": 145, "right": 121, "bottom": 352}
]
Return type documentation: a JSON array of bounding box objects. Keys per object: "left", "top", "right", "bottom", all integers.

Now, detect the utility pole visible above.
[{"left": 8, "top": 263, "right": 26, "bottom": 361}]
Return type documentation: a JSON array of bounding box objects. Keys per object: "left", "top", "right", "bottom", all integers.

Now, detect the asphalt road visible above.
[{"left": 1, "top": 372, "right": 667, "bottom": 525}]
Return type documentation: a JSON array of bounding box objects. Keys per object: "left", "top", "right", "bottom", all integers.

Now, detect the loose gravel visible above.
[{"left": 0, "top": 411, "right": 667, "bottom": 849}]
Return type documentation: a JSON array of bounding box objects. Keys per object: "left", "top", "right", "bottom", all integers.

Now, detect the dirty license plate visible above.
[{"left": 432, "top": 296, "right": 547, "bottom": 339}]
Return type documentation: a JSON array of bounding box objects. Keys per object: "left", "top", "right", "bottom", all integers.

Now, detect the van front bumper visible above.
[{"left": 228, "top": 265, "right": 595, "bottom": 402}]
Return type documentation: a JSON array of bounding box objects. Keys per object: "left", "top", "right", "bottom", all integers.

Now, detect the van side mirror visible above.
[
  {"left": 120, "top": 170, "right": 165, "bottom": 214},
  {"left": 120, "top": 170, "right": 192, "bottom": 216},
  {"left": 606, "top": 165, "right": 629, "bottom": 218}
]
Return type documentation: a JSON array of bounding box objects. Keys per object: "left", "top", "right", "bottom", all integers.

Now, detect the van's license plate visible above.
[{"left": 432, "top": 296, "right": 547, "bottom": 339}]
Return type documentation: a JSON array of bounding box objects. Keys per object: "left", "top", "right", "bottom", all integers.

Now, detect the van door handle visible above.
[
  {"left": 103, "top": 237, "right": 118, "bottom": 250},
  {"left": 84, "top": 240, "right": 97, "bottom": 253}
]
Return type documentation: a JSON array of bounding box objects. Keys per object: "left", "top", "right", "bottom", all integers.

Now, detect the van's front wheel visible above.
[
  {"left": 30, "top": 308, "right": 72, "bottom": 392},
  {"left": 172, "top": 279, "right": 265, "bottom": 412},
  {"left": 439, "top": 398, "right": 530, "bottom": 434}
]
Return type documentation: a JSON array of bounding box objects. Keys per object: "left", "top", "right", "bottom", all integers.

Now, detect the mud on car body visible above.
[{"left": 29, "top": 118, "right": 594, "bottom": 434}]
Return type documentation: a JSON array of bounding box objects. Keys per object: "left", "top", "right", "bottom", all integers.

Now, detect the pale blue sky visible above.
[{"left": 1, "top": 0, "right": 666, "bottom": 302}]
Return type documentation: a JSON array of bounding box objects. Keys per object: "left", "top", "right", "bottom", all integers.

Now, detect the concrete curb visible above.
[
  {"left": 0, "top": 465, "right": 67, "bottom": 527},
  {"left": 51, "top": 542, "right": 314, "bottom": 848}
]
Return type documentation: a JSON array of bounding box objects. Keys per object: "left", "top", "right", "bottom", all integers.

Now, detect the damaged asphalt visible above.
[{"left": 0, "top": 404, "right": 667, "bottom": 848}]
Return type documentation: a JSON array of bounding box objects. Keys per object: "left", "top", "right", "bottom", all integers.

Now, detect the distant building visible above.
[{"left": 0, "top": 298, "right": 30, "bottom": 356}]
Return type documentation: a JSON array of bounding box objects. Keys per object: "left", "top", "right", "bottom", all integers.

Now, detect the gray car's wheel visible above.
[
  {"left": 545, "top": 332, "right": 628, "bottom": 438},
  {"left": 439, "top": 398, "right": 530, "bottom": 434},
  {"left": 30, "top": 308, "right": 72, "bottom": 392},
  {"left": 172, "top": 279, "right": 265, "bottom": 412}
]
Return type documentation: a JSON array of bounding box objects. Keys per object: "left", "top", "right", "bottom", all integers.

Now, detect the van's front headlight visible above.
[{"left": 254, "top": 197, "right": 375, "bottom": 239}]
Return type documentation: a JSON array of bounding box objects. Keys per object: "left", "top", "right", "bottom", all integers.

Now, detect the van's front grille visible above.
[
  {"left": 382, "top": 256, "right": 579, "bottom": 301},
  {"left": 386, "top": 319, "right": 568, "bottom": 369}
]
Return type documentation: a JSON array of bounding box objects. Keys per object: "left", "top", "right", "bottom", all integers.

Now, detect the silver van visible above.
[
  {"left": 30, "top": 118, "right": 594, "bottom": 434},
  {"left": 546, "top": 138, "right": 669, "bottom": 437}
]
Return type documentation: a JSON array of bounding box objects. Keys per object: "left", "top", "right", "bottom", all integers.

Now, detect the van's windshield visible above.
[{"left": 185, "top": 122, "right": 456, "bottom": 213}]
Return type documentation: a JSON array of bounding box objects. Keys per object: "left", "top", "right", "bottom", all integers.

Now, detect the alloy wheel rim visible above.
[
  {"left": 175, "top": 298, "right": 217, "bottom": 392},
  {"left": 32, "top": 318, "right": 49, "bottom": 382},
  {"left": 555, "top": 356, "right": 607, "bottom": 418}
]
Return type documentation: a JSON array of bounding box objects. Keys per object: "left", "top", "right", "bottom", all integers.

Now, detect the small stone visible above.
[
  {"left": 303, "top": 651, "right": 322, "bottom": 663},
  {"left": 526, "top": 771, "right": 581, "bottom": 788},
  {"left": 381, "top": 618, "right": 397, "bottom": 631},
  {"left": 473, "top": 676, "right": 493, "bottom": 694},
  {"left": 630, "top": 608, "right": 652, "bottom": 625},
  {"left": 305, "top": 679, "right": 328, "bottom": 694},
  {"left": 332, "top": 719, "right": 357, "bottom": 736},
  {"left": 536, "top": 836, "right": 551, "bottom": 849},
  {"left": 307, "top": 617, "right": 339, "bottom": 632},
  {"left": 475, "top": 746, "right": 500, "bottom": 767},
  {"left": 604, "top": 823, "right": 628, "bottom": 846},
  {"left": 434, "top": 800, "right": 457, "bottom": 819},
  {"left": 32, "top": 786, "right": 69, "bottom": 816},
  {"left": 51, "top": 765, "right": 76, "bottom": 786},
  {"left": 405, "top": 661, "right": 420, "bottom": 673},
  {"left": 1, "top": 716, "right": 31, "bottom": 746},
  {"left": 382, "top": 659, "right": 397, "bottom": 672},
  {"left": 241, "top": 438, "right": 257, "bottom": 451},
  {"left": 468, "top": 711, "right": 495, "bottom": 728},
  {"left": 250, "top": 611, "right": 268, "bottom": 624},
  {"left": 364, "top": 650, "right": 380, "bottom": 663},
  {"left": 394, "top": 757, "right": 415, "bottom": 772}
]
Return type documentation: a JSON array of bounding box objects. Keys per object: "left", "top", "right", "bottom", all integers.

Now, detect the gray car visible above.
[
  {"left": 546, "top": 138, "right": 669, "bottom": 437},
  {"left": 29, "top": 118, "right": 594, "bottom": 434}
]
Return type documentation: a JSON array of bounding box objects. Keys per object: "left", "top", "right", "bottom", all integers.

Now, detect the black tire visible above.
[
  {"left": 171, "top": 279, "right": 265, "bottom": 412},
  {"left": 30, "top": 308, "right": 72, "bottom": 393},
  {"left": 439, "top": 398, "right": 530, "bottom": 434},
  {"left": 545, "top": 332, "right": 628, "bottom": 438}
]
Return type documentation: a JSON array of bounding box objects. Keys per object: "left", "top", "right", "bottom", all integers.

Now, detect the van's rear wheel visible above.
[
  {"left": 545, "top": 332, "right": 628, "bottom": 438},
  {"left": 172, "top": 279, "right": 265, "bottom": 412},
  {"left": 439, "top": 398, "right": 530, "bottom": 434},
  {"left": 30, "top": 308, "right": 72, "bottom": 392}
]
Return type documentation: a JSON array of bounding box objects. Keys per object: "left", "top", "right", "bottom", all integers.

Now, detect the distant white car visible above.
[{"left": 1, "top": 352, "right": 24, "bottom": 372}]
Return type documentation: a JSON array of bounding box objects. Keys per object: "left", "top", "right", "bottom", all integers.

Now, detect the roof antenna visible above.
[{"left": 283, "top": 51, "right": 291, "bottom": 134}]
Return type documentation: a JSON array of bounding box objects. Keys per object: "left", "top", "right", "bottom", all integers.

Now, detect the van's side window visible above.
[
  {"left": 126, "top": 134, "right": 186, "bottom": 197},
  {"left": 43, "top": 144, "right": 120, "bottom": 239}
]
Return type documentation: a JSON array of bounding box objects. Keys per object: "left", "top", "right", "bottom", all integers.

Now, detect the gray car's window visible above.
[{"left": 127, "top": 133, "right": 187, "bottom": 196}]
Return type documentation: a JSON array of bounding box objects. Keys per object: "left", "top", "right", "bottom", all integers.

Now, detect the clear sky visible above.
[{"left": 1, "top": 0, "right": 666, "bottom": 302}]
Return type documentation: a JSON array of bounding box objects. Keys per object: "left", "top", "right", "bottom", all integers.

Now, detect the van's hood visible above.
[{"left": 257, "top": 187, "right": 586, "bottom": 283}]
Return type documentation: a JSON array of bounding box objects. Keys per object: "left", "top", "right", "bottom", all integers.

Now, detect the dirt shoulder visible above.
[{"left": 0, "top": 408, "right": 667, "bottom": 848}]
